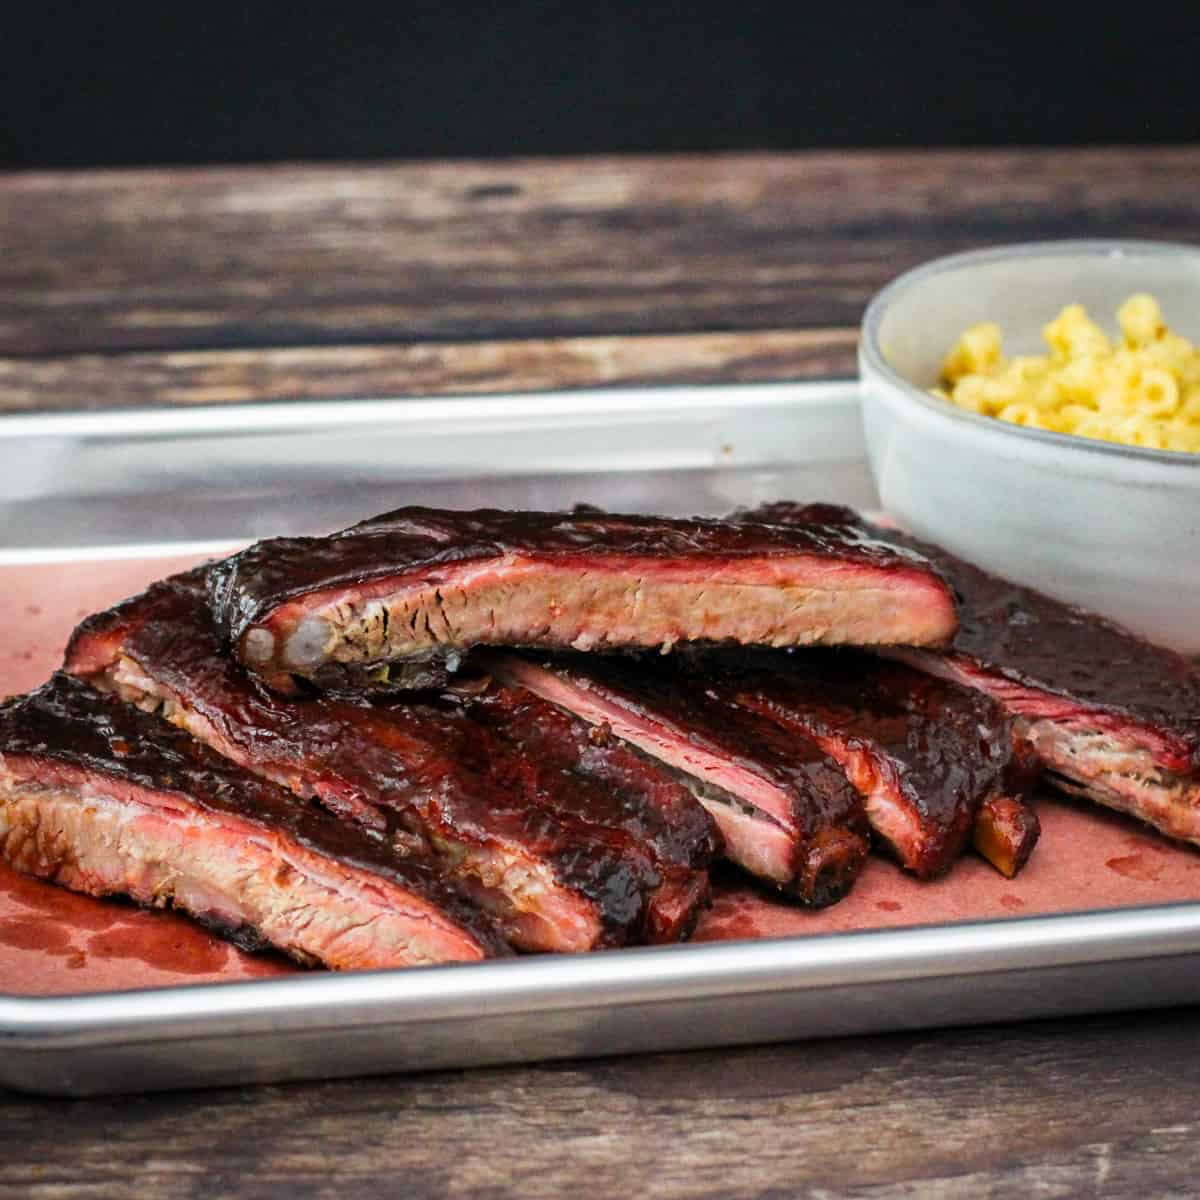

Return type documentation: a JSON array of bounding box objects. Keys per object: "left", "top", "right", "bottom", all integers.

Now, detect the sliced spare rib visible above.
[
  {"left": 205, "top": 506, "right": 959, "bottom": 693},
  {"left": 483, "top": 651, "right": 871, "bottom": 906},
  {"left": 693, "top": 648, "right": 1040, "bottom": 879},
  {"left": 744, "top": 502, "right": 1200, "bottom": 847},
  {"left": 456, "top": 680, "right": 720, "bottom": 942},
  {"left": 66, "top": 572, "right": 713, "bottom": 951},
  {"left": 0, "top": 674, "right": 508, "bottom": 970}
]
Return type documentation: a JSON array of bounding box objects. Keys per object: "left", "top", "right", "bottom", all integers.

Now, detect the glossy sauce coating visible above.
[
  {"left": 459, "top": 681, "right": 720, "bottom": 940},
  {"left": 207, "top": 505, "right": 952, "bottom": 649},
  {"left": 716, "top": 648, "right": 1013, "bottom": 826},
  {"left": 700, "top": 647, "right": 1017, "bottom": 874},
  {"left": 463, "top": 681, "right": 721, "bottom": 872},
  {"left": 0, "top": 674, "right": 507, "bottom": 956},
  {"left": 747, "top": 502, "right": 1200, "bottom": 768},
  {"left": 525, "top": 650, "right": 869, "bottom": 845},
  {"left": 67, "top": 574, "right": 691, "bottom": 942}
]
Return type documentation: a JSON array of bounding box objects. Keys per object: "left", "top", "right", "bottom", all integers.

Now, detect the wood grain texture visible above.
[
  {"left": 4, "top": 1009, "right": 1200, "bottom": 1198},
  {"left": 3, "top": 148, "right": 1198, "bottom": 360},
  {"left": 0, "top": 328, "right": 856, "bottom": 412}
]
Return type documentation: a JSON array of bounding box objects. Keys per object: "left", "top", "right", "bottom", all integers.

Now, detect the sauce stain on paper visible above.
[
  {"left": 1105, "top": 854, "right": 1162, "bottom": 883},
  {"left": 86, "top": 924, "right": 231, "bottom": 974},
  {"left": 5, "top": 869, "right": 122, "bottom": 931},
  {"left": 0, "top": 916, "right": 76, "bottom": 955}
]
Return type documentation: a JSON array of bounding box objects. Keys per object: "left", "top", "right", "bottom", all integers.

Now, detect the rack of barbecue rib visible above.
[{"left": 2, "top": 502, "right": 1197, "bottom": 971}]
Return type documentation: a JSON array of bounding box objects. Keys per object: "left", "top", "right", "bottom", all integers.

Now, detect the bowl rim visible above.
[{"left": 859, "top": 238, "right": 1200, "bottom": 469}]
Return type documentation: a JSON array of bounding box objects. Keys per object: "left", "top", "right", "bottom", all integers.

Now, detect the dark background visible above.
[{"left": 5, "top": 4, "right": 1198, "bottom": 169}]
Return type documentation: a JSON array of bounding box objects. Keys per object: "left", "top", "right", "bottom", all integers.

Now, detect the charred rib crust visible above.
[
  {"left": 973, "top": 793, "right": 1041, "bottom": 879},
  {"left": 743, "top": 502, "right": 1200, "bottom": 845},
  {"left": 458, "top": 679, "right": 720, "bottom": 940},
  {"left": 207, "top": 506, "right": 958, "bottom": 690},
  {"left": 0, "top": 675, "right": 508, "bottom": 967},
  {"left": 484, "top": 650, "right": 870, "bottom": 905},
  {"left": 701, "top": 648, "right": 1025, "bottom": 878},
  {"left": 66, "top": 574, "right": 689, "bottom": 951},
  {"left": 746, "top": 502, "right": 1200, "bottom": 770}
]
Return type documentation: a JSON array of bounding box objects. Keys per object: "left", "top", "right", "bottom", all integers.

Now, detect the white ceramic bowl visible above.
[{"left": 858, "top": 240, "right": 1200, "bottom": 654}]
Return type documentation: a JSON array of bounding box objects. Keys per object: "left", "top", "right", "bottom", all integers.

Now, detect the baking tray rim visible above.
[
  {"left": 0, "top": 376, "right": 867, "bottom": 562},
  {"left": 0, "top": 377, "right": 844, "bottom": 440},
  {"left": 7, "top": 900, "right": 1200, "bottom": 1048}
]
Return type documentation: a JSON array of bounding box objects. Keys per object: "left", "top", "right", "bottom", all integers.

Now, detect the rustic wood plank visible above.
[
  {"left": 4, "top": 1009, "right": 1200, "bottom": 1198},
  {"left": 3, "top": 149, "right": 1197, "bottom": 358},
  {"left": 0, "top": 328, "right": 856, "bottom": 412}
]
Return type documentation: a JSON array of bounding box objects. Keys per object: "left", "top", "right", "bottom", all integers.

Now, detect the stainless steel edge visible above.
[
  {"left": 0, "top": 380, "right": 874, "bottom": 552},
  {"left": 0, "top": 380, "right": 849, "bottom": 439},
  {"left": 5, "top": 903, "right": 1200, "bottom": 1095}
]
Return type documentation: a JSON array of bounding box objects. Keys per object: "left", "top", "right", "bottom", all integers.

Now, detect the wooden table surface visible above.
[{"left": 3, "top": 147, "right": 1200, "bottom": 1198}]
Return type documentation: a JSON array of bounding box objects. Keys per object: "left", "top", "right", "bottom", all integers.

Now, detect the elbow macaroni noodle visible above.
[{"left": 935, "top": 294, "right": 1200, "bottom": 453}]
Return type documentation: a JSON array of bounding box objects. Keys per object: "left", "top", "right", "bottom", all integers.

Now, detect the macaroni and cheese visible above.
[{"left": 935, "top": 295, "right": 1200, "bottom": 453}]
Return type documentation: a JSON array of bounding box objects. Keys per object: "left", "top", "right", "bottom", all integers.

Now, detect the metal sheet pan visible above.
[
  {"left": 3, "top": 379, "right": 1199, "bottom": 1097},
  {"left": 0, "top": 381, "right": 874, "bottom": 555}
]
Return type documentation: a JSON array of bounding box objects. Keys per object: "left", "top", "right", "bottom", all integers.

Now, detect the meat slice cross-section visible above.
[
  {"left": 691, "top": 648, "right": 1040, "bottom": 879},
  {"left": 0, "top": 674, "right": 509, "bottom": 971},
  {"left": 206, "top": 505, "right": 959, "bottom": 693},
  {"left": 455, "top": 680, "right": 720, "bottom": 943},
  {"left": 744, "top": 502, "right": 1200, "bottom": 847},
  {"left": 66, "top": 572, "right": 715, "bottom": 952},
  {"left": 483, "top": 651, "right": 872, "bottom": 906}
]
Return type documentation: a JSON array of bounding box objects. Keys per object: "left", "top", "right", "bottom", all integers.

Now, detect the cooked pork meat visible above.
[
  {"left": 66, "top": 573, "right": 714, "bottom": 951},
  {"left": 206, "top": 506, "right": 959, "bottom": 693},
  {"left": 974, "top": 793, "right": 1042, "bottom": 879},
  {"left": 691, "top": 648, "right": 1040, "bottom": 879},
  {"left": 459, "top": 681, "right": 720, "bottom": 942},
  {"left": 483, "top": 651, "right": 871, "bottom": 906},
  {"left": 0, "top": 675, "right": 508, "bottom": 970},
  {"left": 745, "top": 502, "right": 1200, "bottom": 846}
]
